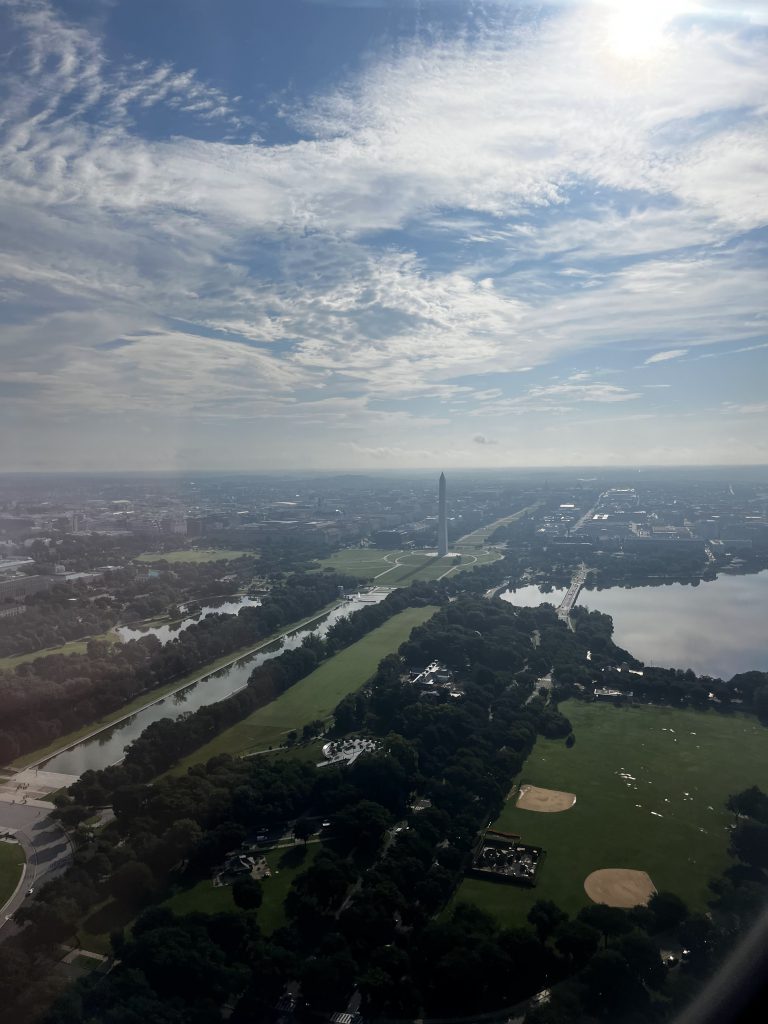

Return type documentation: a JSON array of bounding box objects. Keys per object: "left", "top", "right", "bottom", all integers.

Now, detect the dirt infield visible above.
[
  {"left": 516, "top": 784, "right": 576, "bottom": 812},
  {"left": 584, "top": 868, "right": 657, "bottom": 908}
]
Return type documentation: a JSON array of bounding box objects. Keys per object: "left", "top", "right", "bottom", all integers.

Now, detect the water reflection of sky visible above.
[
  {"left": 116, "top": 596, "right": 263, "bottom": 645},
  {"left": 500, "top": 571, "right": 768, "bottom": 679},
  {"left": 43, "top": 596, "right": 381, "bottom": 775}
]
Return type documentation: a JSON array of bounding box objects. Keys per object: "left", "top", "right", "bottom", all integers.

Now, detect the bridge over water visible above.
[{"left": 557, "top": 564, "right": 591, "bottom": 625}]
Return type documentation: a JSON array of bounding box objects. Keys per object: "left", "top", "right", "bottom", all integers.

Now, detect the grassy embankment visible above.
[
  {"left": 136, "top": 549, "right": 251, "bottom": 564},
  {"left": 0, "top": 842, "right": 25, "bottom": 907},
  {"left": 170, "top": 604, "right": 439, "bottom": 772},
  {"left": 453, "top": 700, "right": 766, "bottom": 928},
  {"left": 9, "top": 602, "right": 342, "bottom": 771}
]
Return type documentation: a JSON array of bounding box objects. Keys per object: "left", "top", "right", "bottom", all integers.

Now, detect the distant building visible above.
[{"left": 0, "top": 575, "right": 53, "bottom": 600}]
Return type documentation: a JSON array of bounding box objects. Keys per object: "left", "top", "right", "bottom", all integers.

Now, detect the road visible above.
[{"left": 0, "top": 801, "right": 72, "bottom": 938}]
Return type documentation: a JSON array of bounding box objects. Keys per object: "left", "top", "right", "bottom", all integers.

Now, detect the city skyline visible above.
[{"left": 0, "top": 0, "right": 766, "bottom": 472}]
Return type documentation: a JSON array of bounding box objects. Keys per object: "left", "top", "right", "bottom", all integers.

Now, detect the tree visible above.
[
  {"left": 577, "top": 904, "right": 632, "bottom": 947},
  {"left": 527, "top": 900, "right": 568, "bottom": 942},
  {"left": 580, "top": 949, "right": 648, "bottom": 1016},
  {"left": 109, "top": 861, "right": 156, "bottom": 908},
  {"left": 301, "top": 951, "right": 355, "bottom": 1010},
  {"left": 730, "top": 819, "right": 768, "bottom": 869},
  {"left": 727, "top": 785, "right": 768, "bottom": 825},
  {"left": 753, "top": 684, "right": 768, "bottom": 723},
  {"left": 232, "top": 877, "right": 263, "bottom": 911},
  {"left": 616, "top": 930, "right": 665, "bottom": 988},
  {"left": 302, "top": 719, "right": 324, "bottom": 741},
  {"left": 334, "top": 800, "right": 393, "bottom": 853},
  {"left": 648, "top": 890, "right": 689, "bottom": 932},
  {"left": 294, "top": 818, "right": 314, "bottom": 845},
  {"left": 554, "top": 919, "right": 601, "bottom": 966}
]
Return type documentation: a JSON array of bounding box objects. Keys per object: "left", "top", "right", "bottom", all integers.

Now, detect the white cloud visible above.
[
  {"left": 0, "top": 0, "right": 765, "bottom": 468},
  {"left": 645, "top": 348, "right": 689, "bottom": 364}
]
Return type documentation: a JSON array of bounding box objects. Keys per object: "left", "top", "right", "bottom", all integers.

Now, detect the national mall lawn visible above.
[{"left": 453, "top": 700, "right": 766, "bottom": 928}]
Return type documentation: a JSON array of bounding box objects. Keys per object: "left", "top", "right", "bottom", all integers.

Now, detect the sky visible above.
[{"left": 0, "top": 0, "right": 766, "bottom": 472}]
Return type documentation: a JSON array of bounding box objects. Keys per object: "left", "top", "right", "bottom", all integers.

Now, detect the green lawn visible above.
[
  {"left": 0, "top": 842, "right": 25, "bottom": 906},
  {"left": 316, "top": 548, "right": 499, "bottom": 585},
  {"left": 136, "top": 548, "right": 252, "bottom": 564},
  {"left": 259, "top": 844, "right": 323, "bottom": 934},
  {"left": 453, "top": 701, "right": 767, "bottom": 928},
  {"left": 171, "top": 604, "right": 438, "bottom": 770},
  {"left": 314, "top": 548, "right": 399, "bottom": 578},
  {"left": 163, "top": 879, "right": 237, "bottom": 917},
  {"left": 158, "top": 843, "right": 323, "bottom": 935},
  {"left": 10, "top": 602, "right": 342, "bottom": 770}
]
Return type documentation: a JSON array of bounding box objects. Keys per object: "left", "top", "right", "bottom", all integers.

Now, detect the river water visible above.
[
  {"left": 499, "top": 570, "right": 768, "bottom": 679},
  {"left": 116, "top": 595, "right": 263, "bottom": 645},
  {"left": 42, "top": 596, "right": 382, "bottom": 775}
]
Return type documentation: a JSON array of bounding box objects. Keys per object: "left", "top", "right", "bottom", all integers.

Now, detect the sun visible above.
[{"left": 603, "top": 0, "right": 691, "bottom": 61}]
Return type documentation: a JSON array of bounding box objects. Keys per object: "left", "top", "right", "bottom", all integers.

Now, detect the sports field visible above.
[
  {"left": 136, "top": 548, "right": 251, "bottom": 564},
  {"left": 0, "top": 842, "right": 25, "bottom": 907},
  {"left": 454, "top": 701, "right": 767, "bottom": 927},
  {"left": 171, "top": 604, "right": 438, "bottom": 770}
]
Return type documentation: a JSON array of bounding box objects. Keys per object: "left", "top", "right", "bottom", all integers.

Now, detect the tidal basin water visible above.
[{"left": 500, "top": 570, "right": 768, "bottom": 679}]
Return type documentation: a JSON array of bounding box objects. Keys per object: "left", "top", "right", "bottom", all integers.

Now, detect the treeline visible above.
[
  {"left": 0, "top": 554, "right": 258, "bottom": 658},
  {"left": 0, "top": 572, "right": 353, "bottom": 763},
  {"left": 0, "top": 600, "right": 114, "bottom": 659}
]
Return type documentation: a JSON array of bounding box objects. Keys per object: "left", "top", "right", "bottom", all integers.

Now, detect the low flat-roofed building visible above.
[{"left": 0, "top": 574, "right": 53, "bottom": 600}]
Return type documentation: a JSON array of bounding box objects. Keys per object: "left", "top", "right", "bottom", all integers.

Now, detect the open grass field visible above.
[
  {"left": 171, "top": 604, "right": 438, "bottom": 770},
  {"left": 0, "top": 842, "right": 25, "bottom": 907},
  {"left": 136, "top": 548, "right": 251, "bottom": 563},
  {"left": 259, "top": 843, "right": 323, "bottom": 934},
  {"left": 316, "top": 547, "right": 499, "bottom": 585},
  {"left": 163, "top": 879, "right": 237, "bottom": 917},
  {"left": 453, "top": 700, "right": 767, "bottom": 928}
]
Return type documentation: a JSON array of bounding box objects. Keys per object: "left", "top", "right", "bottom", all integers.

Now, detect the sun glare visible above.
[{"left": 604, "top": 0, "right": 690, "bottom": 60}]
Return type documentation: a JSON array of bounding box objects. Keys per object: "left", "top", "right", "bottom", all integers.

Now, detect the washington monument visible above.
[{"left": 437, "top": 472, "right": 448, "bottom": 557}]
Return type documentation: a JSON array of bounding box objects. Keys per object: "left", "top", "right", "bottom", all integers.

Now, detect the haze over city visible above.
[{"left": 1, "top": 0, "right": 766, "bottom": 471}]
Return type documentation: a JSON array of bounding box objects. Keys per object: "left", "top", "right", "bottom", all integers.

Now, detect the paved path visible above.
[{"left": 0, "top": 802, "right": 72, "bottom": 938}]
